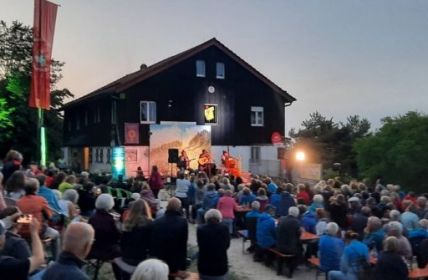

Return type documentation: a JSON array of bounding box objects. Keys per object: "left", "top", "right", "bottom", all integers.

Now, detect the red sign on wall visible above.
[{"left": 271, "top": 132, "right": 282, "bottom": 144}]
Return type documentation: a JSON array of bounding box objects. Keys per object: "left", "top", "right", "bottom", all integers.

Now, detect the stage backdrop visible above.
[{"left": 150, "top": 124, "right": 211, "bottom": 176}]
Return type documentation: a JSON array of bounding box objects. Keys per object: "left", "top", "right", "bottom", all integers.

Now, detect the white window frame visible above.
[
  {"left": 196, "top": 60, "right": 206, "bottom": 77},
  {"left": 251, "top": 106, "right": 264, "bottom": 127},
  {"left": 216, "top": 62, "right": 225, "bottom": 79},
  {"left": 140, "top": 101, "right": 157, "bottom": 124}
]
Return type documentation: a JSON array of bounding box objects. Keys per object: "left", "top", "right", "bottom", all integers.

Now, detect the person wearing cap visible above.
[{"left": 0, "top": 217, "right": 44, "bottom": 280}]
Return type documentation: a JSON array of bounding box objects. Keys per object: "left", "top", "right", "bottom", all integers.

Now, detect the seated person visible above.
[
  {"left": 363, "top": 216, "right": 385, "bottom": 252},
  {"left": 373, "top": 236, "right": 409, "bottom": 280},
  {"left": 319, "top": 222, "right": 344, "bottom": 272},
  {"left": 0, "top": 218, "right": 44, "bottom": 280},
  {"left": 16, "top": 177, "right": 60, "bottom": 260},
  {"left": 245, "top": 201, "right": 262, "bottom": 252},
  {"left": 255, "top": 205, "right": 276, "bottom": 262},
  {"left": 0, "top": 207, "right": 31, "bottom": 260},
  {"left": 42, "top": 222, "right": 95, "bottom": 280},
  {"left": 239, "top": 187, "right": 256, "bottom": 206}
]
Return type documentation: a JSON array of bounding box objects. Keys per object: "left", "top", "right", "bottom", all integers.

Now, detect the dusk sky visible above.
[{"left": 2, "top": 0, "right": 428, "bottom": 132}]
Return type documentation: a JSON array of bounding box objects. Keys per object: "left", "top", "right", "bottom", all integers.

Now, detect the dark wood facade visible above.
[{"left": 63, "top": 39, "right": 296, "bottom": 147}]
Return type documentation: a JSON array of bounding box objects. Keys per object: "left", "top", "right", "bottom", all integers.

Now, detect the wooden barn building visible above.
[{"left": 62, "top": 38, "right": 296, "bottom": 177}]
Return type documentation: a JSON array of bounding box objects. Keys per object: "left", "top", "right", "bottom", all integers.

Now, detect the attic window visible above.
[
  {"left": 196, "top": 60, "right": 205, "bottom": 77},
  {"left": 216, "top": 62, "right": 225, "bottom": 79}
]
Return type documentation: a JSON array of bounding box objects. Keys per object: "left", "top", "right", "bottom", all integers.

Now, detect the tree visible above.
[
  {"left": 0, "top": 20, "right": 73, "bottom": 163},
  {"left": 290, "top": 112, "right": 370, "bottom": 177},
  {"left": 354, "top": 111, "right": 428, "bottom": 192}
]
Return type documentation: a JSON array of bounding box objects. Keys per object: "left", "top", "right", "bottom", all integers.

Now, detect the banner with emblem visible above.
[
  {"left": 29, "top": 0, "right": 58, "bottom": 109},
  {"left": 125, "top": 123, "right": 140, "bottom": 144}
]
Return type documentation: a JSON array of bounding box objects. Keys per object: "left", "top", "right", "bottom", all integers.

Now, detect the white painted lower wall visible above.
[{"left": 65, "top": 144, "right": 283, "bottom": 178}]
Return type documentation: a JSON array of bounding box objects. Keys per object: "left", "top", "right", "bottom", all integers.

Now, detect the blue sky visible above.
[{"left": 2, "top": 0, "right": 428, "bottom": 132}]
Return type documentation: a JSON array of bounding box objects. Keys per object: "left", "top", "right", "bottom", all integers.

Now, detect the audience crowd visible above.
[{"left": 1, "top": 149, "right": 428, "bottom": 280}]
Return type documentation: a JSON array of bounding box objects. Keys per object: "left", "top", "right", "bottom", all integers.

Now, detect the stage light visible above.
[
  {"left": 112, "top": 146, "right": 125, "bottom": 180},
  {"left": 296, "top": 151, "right": 305, "bottom": 162}
]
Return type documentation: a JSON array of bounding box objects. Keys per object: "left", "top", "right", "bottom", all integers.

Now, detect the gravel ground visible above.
[{"left": 187, "top": 223, "right": 317, "bottom": 280}]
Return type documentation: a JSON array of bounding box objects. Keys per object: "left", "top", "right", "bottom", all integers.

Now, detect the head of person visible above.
[
  {"left": 62, "top": 189, "right": 79, "bottom": 204},
  {"left": 131, "top": 258, "right": 169, "bottom": 280},
  {"left": 419, "top": 219, "right": 428, "bottom": 230},
  {"left": 389, "top": 209, "right": 401, "bottom": 221},
  {"left": 326, "top": 222, "right": 339, "bottom": 237},
  {"left": 6, "top": 170, "right": 26, "bottom": 193},
  {"left": 316, "top": 208, "right": 326, "bottom": 219},
  {"left": 166, "top": 197, "right": 181, "bottom": 212},
  {"left": 124, "top": 199, "right": 151, "bottom": 231},
  {"left": 151, "top": 165, "right": 158, "bottom": 173},
  {"left": 251, "top": 201, "right": 261, "bottom": 211},
  {"left": 177, "top": 172, "right": 185, "bottom": 180},
  {"left": 36, "top": 174, "right": 46, "bottom": 187},
  {"left": 224, "top": 190, "right": 233, "bottom": 197},
  {"left": 24, "top": 177, "right": 40, "bottom": 195},
  {"left": 204, "top": 209, "right": 222, "bottom": 224},
  {"left": 257, "top": 188, "right": 267, "bottom": 197},
  {"left": 367, "top": 216, "right": 382, "bottom": 232},
  {"left": 62, "top": 222, "right": 95, "bottom": 259},
  {"left": 387, "top": 221, "right": 403, "bottom": 237},
  {"left": 207, "top": 183, "right": 216, "bottom": 192},
  {"left": 383, "top": 236, "right": 399, "bottom": 253},
  {"left": 288, "top": 206, "right": 300, "bottom": 218},
  {"left": 95, "top": 193, "right": 115, "bottom": 211}
]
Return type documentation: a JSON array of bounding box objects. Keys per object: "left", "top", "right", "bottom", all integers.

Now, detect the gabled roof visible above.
[{"left": 63, "top": 38, "right": 296, "bottom": 109}]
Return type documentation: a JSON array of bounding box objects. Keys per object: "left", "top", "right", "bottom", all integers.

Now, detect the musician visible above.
[
  {"left": 178, "top": 150, "right": 190, "bottom": 171},
  {"left": 221, "top": 150, "right": 230, "bottom": 166}
]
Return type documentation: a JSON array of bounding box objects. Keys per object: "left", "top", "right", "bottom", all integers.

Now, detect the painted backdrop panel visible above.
[{"left": 150, "top": 124, "right": 211, "bottom": 175}]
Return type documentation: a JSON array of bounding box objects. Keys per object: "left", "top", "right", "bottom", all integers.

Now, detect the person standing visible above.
[
  {"left": 148, "top": 166, "right": 163, "bottom": 198},
  {"left": 175, "top": 172, "right": 191, "bottom": 219},
  {"left": 197, "top": 209, "right": 230, "bottom": 280},
  {"left": 150, "top": 198, "right": 188, "bottom": 277}
]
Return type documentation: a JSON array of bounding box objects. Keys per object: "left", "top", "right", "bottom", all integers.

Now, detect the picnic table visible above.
[
  {"left": 300, "top": 231, "right": 319, "bottom": 242},
  {"left": 409, "top": 267, "right": 428, "bottom": 279}
]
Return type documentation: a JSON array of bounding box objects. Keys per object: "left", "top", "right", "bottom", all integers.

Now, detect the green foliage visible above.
[
  {"left": 290, "top": 112, "right": 371, "bottom": 177},
  {"left": 0, "top": 20, "right": 73, "bottom": 163},
  {"left": 354, "top": 111, "right": 428, "bottom": 192}
]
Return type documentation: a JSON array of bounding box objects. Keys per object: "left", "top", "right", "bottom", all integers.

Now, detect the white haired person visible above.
[
  {"left": 197, "top": 209, "right": 230, "bottom": 280},
  {"left": 276, "top": 206, "right": 302, "bottom": 277},
  {"left": 373, "top": 236, "right": 409, "bottom": 280},
  {"left": 131, "top": 259, "right": 169, "bottom": 280},
  {"left": 319, "top": 222, "right": 345, "bottom": 273},
  {"left": 386, "top": 221, "right": 412, "bottom": 259},
  {"left": 88, "top": 193, "right": 122, "bottom": 278},
  {"left": 58, "top": 189, "right": 80, "bottom": 223},
  {"left": 42, "top": 222, "right": 95, "bottom": 280}
]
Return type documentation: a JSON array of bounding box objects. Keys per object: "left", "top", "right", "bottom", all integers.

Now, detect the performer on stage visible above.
[
  {"left": 198, "top": 149, "right": 211, "bottom": 171},
  {"left": 178, "top": 150, "right": 190, "bottom": 171},
  {"left": 221, "top": 150, "right": 230, "bottom": 166}
]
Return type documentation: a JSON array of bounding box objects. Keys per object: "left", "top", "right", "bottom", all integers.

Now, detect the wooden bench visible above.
[
  {"left": 237, "top": 229, "right": 249, "bottom": 254},
  {"left": 268, "top": 248, "right": 295, "bottom": 276}
]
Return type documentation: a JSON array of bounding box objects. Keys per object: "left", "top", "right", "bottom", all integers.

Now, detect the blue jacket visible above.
[
  {"left": 340, "top": 240, "right": 369, "bottom": 277},
  {"left": 277, "top": 192, "right": 296, "bottom": 217},
  {"left": 239, "top": 194, "right": 256, "bottom": 205},
  {"left": 202, "top": 191, "right": 219, "bottom": 210},
  {"left": 246, "top": 210, "right": 262, "bottom": 219},
  {"left": 302, "top": 211, "right": 317, "bottom": 234},
  {"left": 408, "top": 228, "right": 428, "bottom": 239},
  {"left": 187, "top": 183, "right": 196, "bottom": 204},
  {"left": 270, "top": 193, "right": 281, "bottom": 211},
  {"left": 267, "top": 182, "right": 278, "bottom": 195},
  {"left": 319, "top": 234, "right": 344, "bottom": 272},
  {"left": 38, "top": 185, "right": 62, "bottom": 212},
  {"left": 256, "top": 213, "right": 276, "bottom": 248},
  {"left": 42, "top": 251, "right": 89, "bottom": 280},
  {"left": 363, "top": 229, "right": 385, "bottom": 251}
]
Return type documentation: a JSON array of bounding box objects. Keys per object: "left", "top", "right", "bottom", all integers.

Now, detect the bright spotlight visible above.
[{"left": 296, "top": 151, "right": 305, "bottom": 161}]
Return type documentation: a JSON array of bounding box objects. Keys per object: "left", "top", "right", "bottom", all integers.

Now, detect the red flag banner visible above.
[
  {"left": 125, "top": 123, "right": 140, "bottom": 144},
  {"left": 29, "top": 0, "right": 58, "bottom": 109}
]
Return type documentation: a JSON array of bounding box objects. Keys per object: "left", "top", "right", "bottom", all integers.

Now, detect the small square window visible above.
[
  {"left": 251, "top": 106, "right": 264, "bottom": 127},
  {"left": 216, "top": 62, "right": 225, "bottom": 79},
  {"left": 140, "top": 101, "right": 157, "bottom": 123},
  {"left": 196, "top": 60, "right": 205, "bottom": 77}
]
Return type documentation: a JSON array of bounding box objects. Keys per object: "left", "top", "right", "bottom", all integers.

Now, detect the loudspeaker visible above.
[{"left": 168, "top": 148, "right": 179, "bottom": 163}]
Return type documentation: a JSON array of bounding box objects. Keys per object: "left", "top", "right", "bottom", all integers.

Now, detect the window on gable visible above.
[
  {"left": 251, "top": 106, "right": 264, "bottom": 127},
  {"left": 140, "top": 101, "right": 157, "bottom": 124},
  {"left": 216, "top": 62, "right": 225, "bottom": 79},
  {"left": 196, "top": 60, "right": 205, "bottom": 77}
]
